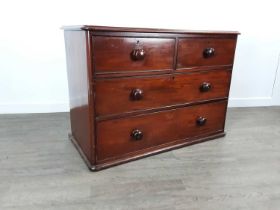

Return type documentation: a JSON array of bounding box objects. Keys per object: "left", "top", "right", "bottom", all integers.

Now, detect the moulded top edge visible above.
[{"left": 61, "top": 25, "right": 240, "bottom": 35}]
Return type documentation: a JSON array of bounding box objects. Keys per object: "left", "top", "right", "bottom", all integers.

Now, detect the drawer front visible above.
[
  {"left": 95, "top": 70, "right": 231, "bottom": 116},
  {"left": 93, "top": 37, "right": 175, "bottom": 72},
  {"left": 97, "top": 101, "right": 227, "bottom": 161},
  {"left": 177, "top": 38, "right": 237, "bottom": 68}
]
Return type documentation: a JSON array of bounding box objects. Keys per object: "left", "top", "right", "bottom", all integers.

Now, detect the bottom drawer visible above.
[{"left": 97, "top": 101, "right": 227, "bottom": 161}]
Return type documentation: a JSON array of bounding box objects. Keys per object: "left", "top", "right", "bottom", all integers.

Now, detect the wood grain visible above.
[
  {"left": 62, "top": 25, "right": 240, "bottom": 35},
  {"left": 97, "top": 101, "right": 227, "bottom": 161},
  {"left": 63, "top": 26, "right": 239, "bottom": 170},
  {"left": 177, "top": 38, "right": 237, "bottom": 68},
  {"left": 93, "top": 36, "right": 175, "bottom": 72},
  {"left": 95, "top": 70, "right": 232, "bottom": 116},
  {"left": 64, "top": 30, "right": 95, "bottom": 165}
]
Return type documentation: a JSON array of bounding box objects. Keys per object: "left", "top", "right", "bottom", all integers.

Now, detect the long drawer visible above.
[
  {"left": 95, "top": 70, "right": 231, "bottom": 116},
  {"left": 97, "top": 101, "right": 227, "bottom": 161}
]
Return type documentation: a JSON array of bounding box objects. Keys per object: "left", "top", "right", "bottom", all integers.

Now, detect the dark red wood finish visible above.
[
  {"left": 93, "top": 37, "right": 175, "bottom": 72},
  {"left": 95, "top": 69, "right": 232, "bottom": 117},
  {"left": 177, "top": 38, "right": 237, "bottom": 69},
  {"left": 97, "top": 101, "right": 227, "bottom": 161},
  {"left": 62, "top": 25, "right": 239, "bottom": 35},
  {"left": 63, "top": 25, "right": 239, "bottom": 171},
  {"left": 64, "top": 30, "right": 95, "bottom": 165}
]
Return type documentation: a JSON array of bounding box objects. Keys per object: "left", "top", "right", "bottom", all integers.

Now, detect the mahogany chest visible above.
[{"left": 63, "top": 25, "right": 239, "bottom": 171}]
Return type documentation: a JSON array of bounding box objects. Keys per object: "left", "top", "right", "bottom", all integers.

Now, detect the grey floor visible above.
[{"left": 0, "top": 107, "right": 280, "bottom": 210}]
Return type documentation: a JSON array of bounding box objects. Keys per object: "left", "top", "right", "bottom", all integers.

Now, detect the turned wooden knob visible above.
[
  {"left": 196, "top": 117, "right": 207, "bottom": 126},
  {"left": 130, "top": 88, "right": 144, "bottom": 100},
  {"left": 203, "top": 47, "right": 215, "bottom": 58},
  {"left": 131, "top": 48, "right": 145, "bottom": 60},
  {"left": 131, "top": 129, "right": 143, "bottom": 140},
  {"left": 200, "top": 82, "right": 212, "bottom": 92},
  {"left": 131, "top": 41, "right": 145, "bottom": 61}
]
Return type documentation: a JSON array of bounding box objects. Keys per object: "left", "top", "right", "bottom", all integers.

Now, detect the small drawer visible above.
[
  {"left": 95, "top": 70, "right": 231, "bottom": 116},
  {"left": 97, "top": 101, "right": 227, "bottom": 161},
  {"left": 177, "top": 38, "right": 237, "bottom": 69},
  {"left": 93, "top": 36, "right": 175, "bottom": 73}
]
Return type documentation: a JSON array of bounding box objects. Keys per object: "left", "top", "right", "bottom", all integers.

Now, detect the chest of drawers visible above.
[{"left": 63, "top": 25, "right": 239, "bottom": 171}]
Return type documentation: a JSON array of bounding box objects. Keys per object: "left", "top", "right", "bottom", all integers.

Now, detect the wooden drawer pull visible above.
[
  {"left": 131, "top": 129, "right": 143, "bottom": 140},
  {"left": 130, "top": 88, "right": 144, "bottom": 101},
  {"left": 203, "top": 47, "right": 215, "bottom": 58},
  {"left": 200, "top": 82, "right": 212, "bottom": 92},
  {"left": 196, "top": 117, "right": 207, "bottom": 126},
  {"left": 131, "top": 41, "right": 145, "bottom": 61}
]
